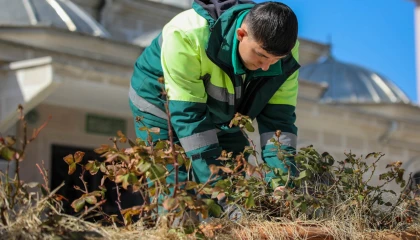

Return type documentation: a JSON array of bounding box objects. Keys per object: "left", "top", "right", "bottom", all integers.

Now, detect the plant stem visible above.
[{"left": 164, "top": 100, "right": 178, "bottom": 198}]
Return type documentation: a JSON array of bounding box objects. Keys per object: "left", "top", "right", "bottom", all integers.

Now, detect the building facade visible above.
[{"left": 1, "top": 0, "right": 419, "bottom": 198}]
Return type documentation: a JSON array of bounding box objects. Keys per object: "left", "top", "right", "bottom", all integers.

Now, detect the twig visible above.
[
  {"left": 79, "top": 168, "right": 89, "bottom": 194},
  {"left": 240, "top": 128, "right": 260, "bottom": 169},
  {"left": 29, "top": 115, "right": 52, "bottom": 143},
  {"left": 365, "top": 154, "right": 383, "bottom": 185},
  {"left": 164, "top": 99, "right": 179, "bottom": 198},
  {"left": 78, "top": 199, "right": 107, "bottom": 219},
  {"left": 115, "top": 182, "right": 121, "bottom": 203},
  {"left": 36, "top": 163, "right": 50, "bottom": 192}
]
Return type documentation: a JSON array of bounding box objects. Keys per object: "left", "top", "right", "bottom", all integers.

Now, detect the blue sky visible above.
[{"left": 256, "top": 0, "right": 417, "bottom": 102}]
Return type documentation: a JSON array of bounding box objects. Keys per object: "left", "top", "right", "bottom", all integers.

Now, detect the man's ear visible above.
[{"left": 236, "top": 27, "right": 247, "bottom": 42}]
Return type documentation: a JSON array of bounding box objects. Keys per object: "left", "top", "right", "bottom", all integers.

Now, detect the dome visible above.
[
  {"left": 299, "top": 56, "right": 411, "bottom": 104},
  {"left": 147, "top": 0, "right": 193, "bottom": 9},
  {"left": 0, "top": 0, "right": 110, "bottom": 38}
]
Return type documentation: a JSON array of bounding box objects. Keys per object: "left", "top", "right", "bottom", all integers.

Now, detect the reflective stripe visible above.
[
  {"left": 179, "top": 129, "right": 219, "bottom": 152},
  {"left": 261, "top": 132, "right": 297, "bottom": 148},
  {"left": 235, "top": 86, "right": 242, "bottom": 99},
  {"left": 205, "top": 83, "right": 235, "bottom": 105},
  {"left": 129, "top": 85, "right": 168, "bottom": 120}
]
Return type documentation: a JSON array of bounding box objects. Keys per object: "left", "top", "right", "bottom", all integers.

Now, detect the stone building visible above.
[{"left": 0, "top": 0, "right": 419, "bottom": 206}]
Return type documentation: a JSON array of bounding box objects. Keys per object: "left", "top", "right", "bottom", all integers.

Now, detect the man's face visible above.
[{"left": 237, "top": 25, "right": 286, "bottom": 71}]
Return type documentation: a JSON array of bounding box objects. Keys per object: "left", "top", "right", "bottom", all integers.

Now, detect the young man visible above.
[{"left": 129, "top": 0, "right": 299, "bottom": 196}]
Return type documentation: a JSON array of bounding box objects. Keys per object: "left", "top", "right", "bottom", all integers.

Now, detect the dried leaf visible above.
[
  {"left": 94, "top": 145, "right": 110, "bottom": 154},
  {"left": 85, "top": 161, "right": 94, "bottom": 171},
  {"left": 63, "top": 154, "right": 74, "bottom": 165},
  {"left": 5, "top": 136, "right": 15, "bottom": 146},
  {"left": 73, "top": 151, "right": 85, "bottom": 163},
  {"left": 209, "top": 165, "right": 220, "bottom": 175},
  {"left": 163, "top": 197, "right": 179, "bottom": 211},
  {"left": 245, "top": 164, "right": 256, "bottom": 176},
  {"left": 117, "top": 130, "right": 127, "bottom": 143},
  {"left": 149, "top": 127, "right": 160, "bottom": 134},
  {"left": 219, "top": 166, "right": 233, "bottom": 174}
]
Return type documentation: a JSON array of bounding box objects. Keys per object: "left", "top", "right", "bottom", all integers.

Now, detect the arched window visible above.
[{"left": 412, "top": 172, "right": 420, "bottom": 195}]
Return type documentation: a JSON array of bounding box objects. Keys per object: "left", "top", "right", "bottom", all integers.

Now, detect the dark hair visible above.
[{"left": 244, "top": 2, "right": 298, "bottom": 56}]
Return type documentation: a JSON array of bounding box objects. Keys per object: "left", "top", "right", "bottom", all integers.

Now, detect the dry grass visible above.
[{"left": 1, "top": 199, "right": 418, "bottom": 240}]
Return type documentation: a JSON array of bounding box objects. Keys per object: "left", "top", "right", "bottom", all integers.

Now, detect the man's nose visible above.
[{"left": 260, "top": 61, "right": 270, "bottom": 71}]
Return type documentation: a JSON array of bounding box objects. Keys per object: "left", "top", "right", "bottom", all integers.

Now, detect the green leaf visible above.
[
  {"left": 149, "top": 164, "right": 166, "bottom": 181},
  {"left": 244, "top": 122, "right": 254, "bottom": 132},
  {"left": 138, "top": 161, "right": 151, "bottom": 173},
  {"left": 299, "top": 202, "right": 308, "bottom": 212},
  {"left": 176, "top": 154, "right": 184, "bottom": 166},
  {"left": 85, "top": 195, "right": 97, "bottom": 205},
  {"left": 203, "top": 199, "right": 222, "bottom": 218},
  {"left": 127, "top": 173, "right": 138, "bottom": 185},
  {"left": 201, "top": 187, "right": 213, "bottom": 195},
  {"left": 215, "top": 179, "right": 231, "bottom": 190},
  {"left": 71, "top": 198, "right": 85, "bottom": 212},
  {"left": 295, "top": 170, "right": 308, "bottom": 180},
  {"left": 154, "top": 141, "right": 167, "bottom": 150},
  {"left": 68, "top": 163, "right": 77, "bottom": 175},
  {"left": 185, "top": 181, "right": 198, "bottom": 190},
  {"left": 245, "top": 193, "right": 255, "bottom": 209},
  {"left": 0, "top": 147, "right": 15, "bottom": 161}
]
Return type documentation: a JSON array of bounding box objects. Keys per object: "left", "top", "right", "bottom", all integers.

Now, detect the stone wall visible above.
[{"left": 19, "top": 103, "right": 136, "bottom": 184}]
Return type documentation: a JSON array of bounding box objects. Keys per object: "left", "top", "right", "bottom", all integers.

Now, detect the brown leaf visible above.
[
  {"left": 104, "top": 153, "right": 119, "bottom": 163},
  {"left": 117, "top": 130, "right": 127, "bottom": 143},
  {"left": 5, "top": 136, "right": 15, "bottom": 146},
  {"left": 163, "top": 197, "right": 179, "bottom": 211},
  {"left": 245, "top": 164, "right": 256, "bottom": 176},
  {"left": 149, "top": 127, "right": 160, "bottom": 134},
  {"left": 219, "top": 166, "right": 233, "bottom": 174},
  {"left": 73, "top": 151, "right": 85, "bottom": 163},
  {"left": 94, "top": 145, "right": 110, "bottom": 154},
  {"left": 386, "top": 161, "right": 402, "bottom": 168},
  {"left": 63, "top": 154, "right": 74, "bottom": 165},
  {"left": 85, "top": 161, "right": 94, "bottom": 170},
  {"left": 209, "top": 165, "right": 220, "bottom": 175}
]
